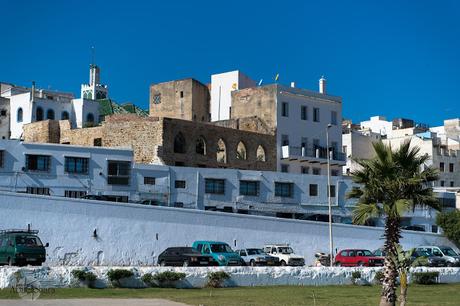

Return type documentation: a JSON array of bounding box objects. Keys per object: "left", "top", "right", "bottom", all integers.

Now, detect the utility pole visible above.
[{"left": 326, "top": 123, "right": 334, "bottom": 267}]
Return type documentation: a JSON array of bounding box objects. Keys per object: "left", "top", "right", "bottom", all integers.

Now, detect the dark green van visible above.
[{"left": 0, "top": 229, "right": 48, "bottom": 266}]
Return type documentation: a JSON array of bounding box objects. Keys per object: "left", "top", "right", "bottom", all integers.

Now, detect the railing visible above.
[
  {"left": 282, "top": 145, "right": 346, "bottom": 161},
  {"left": 436, "top": 148, "right": 459, "bottom": 157}
]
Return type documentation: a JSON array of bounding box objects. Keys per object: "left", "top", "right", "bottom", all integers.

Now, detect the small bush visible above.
[
  {"left": 107, "top": 269, "right": 134, "bottom": 287},
  {"left": 351, "top": 271, "right": 361, "bottom": 285},
  {"left": 71, "top": 270, "right": 97, "bottom": 288},
  {"left": 141, "top": 273, "right": 156, "bottom": 287},
  {"left": 207, "top": 271, "right": 231, "bottom": 288},
  {"left": 412, "top": 272, "right": 439, "bottom": 285},
  {"left": 152, "top": 271, "right": 186, "bottom": 288},
  {"left": 374, "top": 270, "right": 384, "bottom": 285}
]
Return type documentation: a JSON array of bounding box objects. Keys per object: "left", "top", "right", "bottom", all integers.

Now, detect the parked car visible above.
[
  {"left": 373, "top": 248, "right": 387, "bottom": 257},
  {"left": 192, "top": 241, "right": 245, "bottom": 266},
  {"left": 402, "top": 225, "right": 426, "bottom": 232},
  {"left": 411, "top": 249, "right": 447, "bottom": 267},
  {"left": 157, "top": 247, "right": 216, "bottom": 267},
  {"left": 236, "top": 248, "right": 279, "bottom": 266},
  {"left": 416, "top": 246, "right": 460, "bottom": 266},
  {"left": 137, "top": 199, "right": 159, "bottom": 206},
  {"left": 334, "top": 249, "right": 384, "bottom": 267},
  {"left": 263, "top": 244, "right": 305, "bottom": 266},
  {"left": 0, "top": 229, "right": 48, "bottom": 266}
]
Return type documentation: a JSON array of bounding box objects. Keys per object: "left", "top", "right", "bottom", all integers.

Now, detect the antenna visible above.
[{"left": 91, "top": 46, "right": 95, "bottom": 66}]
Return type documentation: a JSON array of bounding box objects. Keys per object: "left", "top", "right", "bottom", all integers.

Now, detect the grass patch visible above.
[{"left": 1, "top": 284, "right": 460, "bottom": 305}]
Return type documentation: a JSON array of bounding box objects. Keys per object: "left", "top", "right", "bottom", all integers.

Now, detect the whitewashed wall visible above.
[{"left": 0, "top": 191, "right": 454, "bottom": 267}]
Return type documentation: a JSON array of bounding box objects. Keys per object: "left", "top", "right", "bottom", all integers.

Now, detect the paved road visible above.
[{"left": 0, "top": 299, "right": 190, "bottom": 306}]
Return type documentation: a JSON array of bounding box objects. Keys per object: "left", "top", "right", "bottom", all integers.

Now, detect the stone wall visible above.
[
  {"left": 212, "top": 116, "right": 275, "bottom": 135},
  {"left": 61, "top": 125, "right": 103, "bottom": 147},
  {"left": 150, "top": 79, "right": 210, "bottom": 122},
  {"left": 23, "top": 120, "right": 61, "bottom": 143}
]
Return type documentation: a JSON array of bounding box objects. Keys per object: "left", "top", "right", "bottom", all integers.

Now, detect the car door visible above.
[
  {"left": 348, "top": 250, "right": 356, "bottom": 266},
  {"left": 240, "top": 250, "right": 248, "bottom": 263}
]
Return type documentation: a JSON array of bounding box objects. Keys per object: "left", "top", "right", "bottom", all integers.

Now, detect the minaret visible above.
[{"left": 81, "top": 48, "right": 108, "bottom": 100}]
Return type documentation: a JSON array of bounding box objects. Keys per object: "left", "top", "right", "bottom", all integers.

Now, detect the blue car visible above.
[{"left": 192, "top": 240, "right": 245, "bottom": 266}]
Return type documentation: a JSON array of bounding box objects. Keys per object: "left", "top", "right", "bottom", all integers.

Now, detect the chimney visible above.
[
  {"left": 31, "top": 81, "right": 35, "bottom": 102},
  {"left": 290, "top": 82, "right": 295, "bottom": 88},
  {"left": 319, "top": 76, "right": 326, "bottom": 94}
]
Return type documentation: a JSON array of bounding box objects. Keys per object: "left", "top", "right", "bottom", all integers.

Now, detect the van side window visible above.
[
  {"left": 196, "top": 244, "right": 203, "bottom": 252},
  {"left": 272, "top": 247, "right": 277, "bottom": 253},
  {"left": 433, "top": 249, "right": 442, "bottom": 256},
  {"left": 340, "top": 251, "right": 348, "bottom": 256},
  {"left": 203, "top": 245, "right": 210, "bottom": 254},
  {"left": 349, "top": 251, "right": 356, "bottom": 257}
]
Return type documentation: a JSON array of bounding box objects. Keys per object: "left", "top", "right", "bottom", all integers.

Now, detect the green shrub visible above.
[
  {"left": 207, "top": 271, "right": 231, "bottom": 288},
  {"left": 351, "top": 271, "right": 361, "bottom": 285},
  {"left": 436, "top": 211, "right": 460, "bottom": 248},
  {"left": 374, "top": 270, "right": 384, "bottom": 285},
  {"left": 71, "top": 270, "right": 97, "bottom": 288},
  {"left": 411, "top": 272, "right": 439, "bottom": 285},
  {"left": 152, "top": 271, "right": 186, "bottom": 288},
  {"left": 141, "top": 273, "right": 156, "bottom": 287},
  {"left": 107, "top": 269, "right": 134, "bottom": 287}
]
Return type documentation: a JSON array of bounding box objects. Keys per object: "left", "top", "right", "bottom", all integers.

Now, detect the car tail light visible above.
[{"left": 191, "top": 257, "right": 197, "bottom": 262}]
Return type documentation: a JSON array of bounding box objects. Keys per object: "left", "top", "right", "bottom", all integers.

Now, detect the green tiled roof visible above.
[{"left": 97, "top": 99, "right": 148, "bottom": 117}]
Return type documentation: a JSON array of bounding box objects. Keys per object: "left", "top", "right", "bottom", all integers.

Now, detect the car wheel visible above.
[
  {"left": 280, "top": 260, "right": 287, "bottom": 266},
  {"left": 159, "top": 260, "right": 166, "bottom": 267},
  {"left": 447, "top": 262, "right": 454, "bottom": 267},
  {"left": 357, "top": 261, "right": 364, "bottom": 267},
  {"left": 250, "top": 260, "right": 256, "bottom": 267},
  {"left": 7, "top": 258, "right": 13, "bottom": 266},
  {"left": 183, "top": 260, "right": 189, "bottom": 267},
  {"left": 335, "top": 262, "right": 341, "bottom": 267}
]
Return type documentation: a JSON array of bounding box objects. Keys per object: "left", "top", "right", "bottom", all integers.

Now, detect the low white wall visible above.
[
  {"left": 0, "top": 191, "right": 455, "bottom": 266},
  {"left": 1, "top": 266, "right": 459, "bottom": 289}
]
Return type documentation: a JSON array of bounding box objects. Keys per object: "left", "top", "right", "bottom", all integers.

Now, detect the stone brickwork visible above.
[
  {"left": 23, "top": 120, "right": 61, "bottom": 143},
  {"left": 231, "top": 85, "right": 278, "bottom": 131},
  {"left": 212, "top": 116, "right": 275, "bottom": 135},
  {"left": 149, "top": 78, "right": 210, "bottom": 122}
]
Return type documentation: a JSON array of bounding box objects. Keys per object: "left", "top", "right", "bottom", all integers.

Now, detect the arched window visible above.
[
  {"left": 17, "top": 108, "right": 23, "bottom": 123},
  {"left": 86, "top": 113, "right": 95, "bottom": 123},
  {"left": 196, "top": 137, "right": 206, "bottom": 155},
  {"left": 46, "top": 109, "right": 55, "bottom": 120},
  {"left": 217, "top": 138, "right": 227, "bottom": 163},
  {"left": 174, "top": 133, "right": 186, "bottom": 153},
  {"left": 257, "top": 145, "right": 266, "bottom": 162},
  {"left": 36, "top": 107, "right": 44, "bottom": 121},
  {"left": 61, "top": 111, "right": 69, "bottom": 120},
  {"left": 236, "top": 141, "right": 247, "bottom": 160}
]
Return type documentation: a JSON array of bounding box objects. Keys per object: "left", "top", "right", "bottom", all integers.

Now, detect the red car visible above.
[{"left": 334, "top": 249, "right": 384, "bottom": 267}]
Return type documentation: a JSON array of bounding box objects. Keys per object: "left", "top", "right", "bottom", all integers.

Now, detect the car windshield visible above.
[
  {"left": 210, "top": 243, "right": 233, "bottom": 253},
  {"left": 15, "top": 235, "right": 43, "bottom": 246},
  {"left": 247, "top": 249, "right": 265, "bottom": 255},
  {"left": 440, "top": 247, "right": 458, "bottom": 256},
  {"left": 278, "top": 247, "right": 294, "bottom": 254}
]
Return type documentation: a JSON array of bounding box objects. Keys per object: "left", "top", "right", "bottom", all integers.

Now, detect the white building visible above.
[
  {"left": 81, "top": 64, "right": 108, "bottom": 100},
  {"left": 210, "top": 70, "right": 256, "bottom": 121}
]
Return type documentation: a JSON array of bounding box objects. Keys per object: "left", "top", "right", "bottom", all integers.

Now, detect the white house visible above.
[{"left": 210, "top": 70, "right": 256, "bottom": 121}]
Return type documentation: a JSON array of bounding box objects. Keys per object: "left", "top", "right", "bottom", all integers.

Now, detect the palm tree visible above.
[{"left": 348, "top": 140, "right": 438, "bottom": 306}]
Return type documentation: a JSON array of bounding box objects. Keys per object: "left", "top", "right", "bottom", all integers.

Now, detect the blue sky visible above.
[{"left": 1, "top": 0, "right": 459, "bottom": 126}]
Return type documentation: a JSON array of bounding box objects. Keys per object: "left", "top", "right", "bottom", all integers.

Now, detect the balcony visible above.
[
  {"left": 281, "top": 145, "right": 346, "bottom": 165},
  {"left": 436, "top": 147, "right": 459, "bottom": 157}
]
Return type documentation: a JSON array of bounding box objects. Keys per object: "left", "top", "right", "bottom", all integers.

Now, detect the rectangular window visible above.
[
  {"left": 26, "top": 187, "right": 50, "bottom": 195},
  {"left": 331, "top": 169, "right": 339, "bottom": 176},
  {"left": 309, "top": 184, "right": 318, "bottom": 196},
  {"left": 313, "top": 168, "right": 321, "bottom": 175},
  {"left": 275, "top": 182, "right": 293, "bottom": 197},
  {"left": 205, "top": 178, "right": 225, "bottom": 194},
  {"left": 329, "top": 185, "right": 336, "bottom": 197},
  {"left": 0, "top": 150, "right": 3, "bottom": 168},
  {"left": 175, "top": 180, "right": 186, "bottom": 188},
  {"left": 239, "top": 180, "right": 260, "bottom": 196},
  {"left": 301, "top": 106, "right": 307, "bottom": 120},
  {"left": 25, "top": 155, "right": 50, "bottom": 172},
  {"left": 449, "top": 163, "right": 454, "bottom": 172},
  {"left": 281, "top": 164, "right": 289, "bottom": 173},
  {"left": 440, "top": 162, "right": 445, "bottom": 172},
  {"left": 64, "top": 190, "right": 87, "bottom": 198},
  {"left": 313, "top": 108, "right": 320, "bottom": 122},
  {"left": 107, "top": 160, "right": 131, "bottom": 185},
  {"left": 440, "top": 180, "right": 445, "bottom": 187},
  {"left": 282, "top": 102, "right": 289, "bottom": 117},
  {"left": 144, "top": 177, "right": 155, "bottom": 185},
  {"left": 180, "top": 91, "right": 184, "bottom": 98},
  {"left": 64, "top": 157, "right": 89, "bottom": 174},
  {"left": 301, "top": 166, "right": 309, "bottom": 174},
  {"left": 331, "top": 111, "right": 337, "bottom": 125},
  {"left": 450, "top": 181, "right": 454, "bottom": 187},
  {"left": 281, "top": 134, "right": 289, "bottom": 146},
  {"left": 93, "top": 138, "right": 102, "bottom": 147}
]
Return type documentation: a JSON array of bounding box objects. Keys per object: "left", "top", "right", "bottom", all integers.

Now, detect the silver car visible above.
[{"left": 236, "top": 248, "right": 279, "bottom": 266}]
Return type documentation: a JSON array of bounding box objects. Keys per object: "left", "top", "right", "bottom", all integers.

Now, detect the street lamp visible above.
[{"left": 326, "top": 123, "right": 334, "bottom": 267}]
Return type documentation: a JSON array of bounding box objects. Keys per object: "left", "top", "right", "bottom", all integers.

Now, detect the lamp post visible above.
[{"left": 326, "top": 123, "right": 334, "bottom": 267}]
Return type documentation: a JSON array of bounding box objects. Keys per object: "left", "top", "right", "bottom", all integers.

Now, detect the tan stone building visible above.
[
  {"left": 23, "top": 115, "right": 276, "bottom": 171},
  {"left": 149, "top": 78, "right": 210, "bottom": 122}
]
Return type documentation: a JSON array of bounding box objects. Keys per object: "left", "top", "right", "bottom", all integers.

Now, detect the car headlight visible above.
[{"left": 218, "top": 255, "right": 225, "bottom": 261}]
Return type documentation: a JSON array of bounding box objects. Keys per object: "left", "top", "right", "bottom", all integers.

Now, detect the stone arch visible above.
[
  {"left": 46, "top": 109, "right": 55, "bottom": 120},
  {"left": 196, "top": 136, "right": 206, "bottom": 155},
  {"left": 236, "top": 141, "right": 247, "bottom": 160},
  {"left": 174, "top": 132, "right": 186, "bottom": 153},
  {"left": 257, "top": 145, "right": 266, "bottom": 162},
  {"left": 36, "top": 107, "right": 44, "bottom": 121},
  {"left": 217, "top": 138, "right": 227, "bottom": 163},
  {"left": 17, "top": 108, "right": 23, "bottom": 122}
]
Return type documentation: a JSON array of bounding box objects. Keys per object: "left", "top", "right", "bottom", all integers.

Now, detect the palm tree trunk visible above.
[
  {"left": 379, "top": 216, "right": 401, "bottom": 306},
  {"left": 399, "top": 271, "right": 408, "bottom": 306}
]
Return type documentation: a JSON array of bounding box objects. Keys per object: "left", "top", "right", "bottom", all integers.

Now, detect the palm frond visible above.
[{"left": 352, "top": 203, "right": 381, "bottom": 225}]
